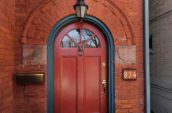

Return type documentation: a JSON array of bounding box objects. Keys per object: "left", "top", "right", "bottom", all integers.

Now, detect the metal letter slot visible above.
[{"left": 15, "top": 72, "right": 44, "bottom": 85}]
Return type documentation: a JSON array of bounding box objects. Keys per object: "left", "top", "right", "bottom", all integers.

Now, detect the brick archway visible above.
[{"left": 21, "top": 0, "right": 135, "bottom": 45}]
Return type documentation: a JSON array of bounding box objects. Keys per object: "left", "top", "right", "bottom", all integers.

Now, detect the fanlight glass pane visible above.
[
  {"left": 61, "top": 36, "right": 77, "bottom": 48},
  {"left": 85, "top": 36, "right": 100, "bottom": 48},
  {"left": 61, "top": 28, "right": 100, "bottom": 48},
  {"left": 82, "top": 29, "right": 100, "bottom": 48},
  {"left": 68, "top": 29, "right": 80, "bottom": 43},
  {"left": 82, "top": 29, "right": 93, "bottom": 42}
]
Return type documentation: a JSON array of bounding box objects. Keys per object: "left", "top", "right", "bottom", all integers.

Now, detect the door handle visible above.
[{"left": 102, "top": 80, "right": 107, "bottom": 93}]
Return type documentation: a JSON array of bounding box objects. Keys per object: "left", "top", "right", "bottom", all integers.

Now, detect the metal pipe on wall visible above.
[{"left": 143, "top": 0, "right": 151, "bottom": 113}]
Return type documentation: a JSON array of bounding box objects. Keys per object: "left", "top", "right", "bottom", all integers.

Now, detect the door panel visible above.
[
  {"left": 60, "top": 57, "right": 77, "bottom": 113},
  {"left": 78, "top": 56, "right": 85, "bottom": 113},
  {"left": 85, "top": 57, "right": 101, "bottom": 112},
  {"left": 54, "top": 22, "right": 107, "bottom": 113}
]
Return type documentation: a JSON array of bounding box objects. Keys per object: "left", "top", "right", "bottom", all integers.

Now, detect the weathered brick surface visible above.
[
  {"left": 0, "top": 0, "right": 15, "bottom": 113},
  {"left": 11, "top": 0, "right": 144, "bottom": 113}
]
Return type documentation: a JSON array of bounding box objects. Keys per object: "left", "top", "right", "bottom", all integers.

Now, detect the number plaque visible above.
[{"left": 122, "top": 68, "right": 137, "bottom": 80}]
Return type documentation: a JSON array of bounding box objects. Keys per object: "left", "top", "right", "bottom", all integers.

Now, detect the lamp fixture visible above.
[{"left": 73, "top": 0, "right": 88, "bottom": 19}]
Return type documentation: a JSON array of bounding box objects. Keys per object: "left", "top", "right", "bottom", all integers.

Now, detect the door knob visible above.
[{"left": 102, "top": 80, "right": 107, "bottom": 93}]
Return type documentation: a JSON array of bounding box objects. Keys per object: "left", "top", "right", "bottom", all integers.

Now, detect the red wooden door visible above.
[{"left": 54, "top": 22, "right": 107, "bottom": 113}]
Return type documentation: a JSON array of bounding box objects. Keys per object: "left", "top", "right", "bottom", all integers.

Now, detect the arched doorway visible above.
[
  {"left": 47, "top": 15, "right": 114, "bottom": 113},
  {"left": 54, "top": 22, "right": 107, "bottom": 113}
]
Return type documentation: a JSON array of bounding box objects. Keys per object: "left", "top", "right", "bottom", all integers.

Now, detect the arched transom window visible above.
[{"left": 61, "top": 28, "right": 100, "bottom": 48}]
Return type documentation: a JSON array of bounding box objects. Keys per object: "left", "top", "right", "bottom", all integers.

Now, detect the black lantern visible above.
[{"left": 73, "top": 0, "right": 88, "bottom": 19}]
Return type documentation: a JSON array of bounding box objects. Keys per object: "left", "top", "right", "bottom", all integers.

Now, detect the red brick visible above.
[
  {"left": 0, "top": 0, "right": 144, "bottom": 113},
  {"left": 0, "top": 0, "right": 15, "bottom": 113}
]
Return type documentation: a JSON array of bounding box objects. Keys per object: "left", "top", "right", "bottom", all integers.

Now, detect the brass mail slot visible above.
[{"left": 15, "top": 72, "right": 44, "bottom": 84}]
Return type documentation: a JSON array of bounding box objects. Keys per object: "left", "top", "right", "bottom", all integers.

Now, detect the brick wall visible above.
[
  {"left": 150, "top": 0, "right": 172, "bottom": 113},
  {"left": 12, "top": 0, "right": 144, "bottom": 113},
  {"left": 13, "top": 1, "right": 47, "bottom": 113},
  {"left": 0, "top": 0, "right": 15, "bottom": 113}
]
